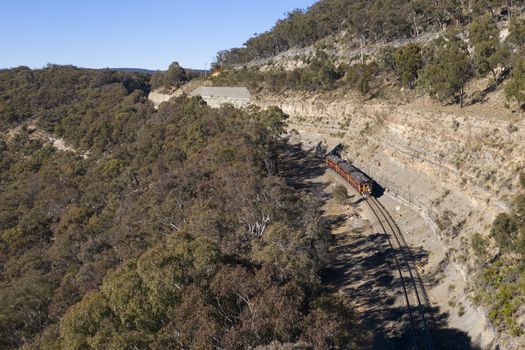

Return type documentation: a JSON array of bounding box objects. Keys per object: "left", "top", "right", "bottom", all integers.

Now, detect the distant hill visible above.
[
  {"left": 109, "top": 67, "right": 159, "bottom": 75},
  {"left": 189, "top": 68, "right": 206, "bottom": 74},
  {"left": 109, "top": 68, "right": 207, "bottom": 75}
]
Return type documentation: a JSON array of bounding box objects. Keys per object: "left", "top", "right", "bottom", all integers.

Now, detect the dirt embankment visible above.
[{"left": 255, "top": 88, "right": 525, "bottom": 349}]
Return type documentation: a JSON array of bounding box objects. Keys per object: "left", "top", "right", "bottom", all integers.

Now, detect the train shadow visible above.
[
  {"left": 323, "top": 230, "right": 479, "bottom": 350},
  {"left": 371, "top": 179, "right": 386, "bottom": 198}
]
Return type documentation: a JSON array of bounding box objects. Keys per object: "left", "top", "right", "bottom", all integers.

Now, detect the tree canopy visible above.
[
  {"left": 214, "top": 0, "right": 519, "bottom": 67},
  {"left": 0, "top": 66, "right": 366, "bottom": 349},
  {"left": 420, "top": 34, "right": 473, "bottom": 107},
  {"left": 165, "top": 61, "right": 187, "bottom": 86},
  {"left": 150, "top": 61, "right": 201, "bottom": 91},
  {"left": 394, "top": 43, "right": 422, "bottom": 89},
  {"left": 469, "top": 14, "right": 508, "bottom": 76},
  {"left": 505, "top": 58, "right": 525, "bottom": 110}
]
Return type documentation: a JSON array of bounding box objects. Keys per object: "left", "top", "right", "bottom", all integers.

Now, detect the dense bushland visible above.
[
  {"left": 215, "top": 0, "right": 524, "bottom": 67},
  {"left": 473, "top": 176, "right": 525, "bottom": 336},
  {"left": 214, "top": 14, "right": 525, "bottom": 110},
  {"left": 0, "top": 66, "right": 365, "bottom": 349},
  {"left": 212, "top": 52, "right": 376, "bottom": 95},
  {"left": 0, "top": 65, "right": 152, "bottom": 152}
]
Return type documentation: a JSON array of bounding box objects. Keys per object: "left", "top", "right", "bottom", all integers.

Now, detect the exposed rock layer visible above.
[{"left": 254, "top": 90, "right": 525, "bottom": 349}]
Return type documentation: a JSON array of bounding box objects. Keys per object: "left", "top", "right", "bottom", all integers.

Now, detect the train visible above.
[{"left": 326, "top": 153, "right": 373, "bottom": 196}]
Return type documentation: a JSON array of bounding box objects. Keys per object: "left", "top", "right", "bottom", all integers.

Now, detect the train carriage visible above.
[{"left": 326, "top": 154, "right": 373, "bottom": 196}]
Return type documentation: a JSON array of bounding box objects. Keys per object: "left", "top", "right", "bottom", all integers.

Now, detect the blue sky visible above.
[{"left": 0, "top": 0, "right": 318, "bottom": 70}]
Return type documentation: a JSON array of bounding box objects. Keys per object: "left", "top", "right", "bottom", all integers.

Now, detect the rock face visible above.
[
  {"left": 190, "top": 87, "right": 251, "bottom": 108},
  {"left": 148, "top": 89, "right": 183, "bottom": 109},
  {"left": 256, "top": 91, "right": 524, "bottom": 228},
  {"left": 148, "top": 80, "right": 212, "bottom": 109},
  {"left": 253, "top": 90, "right": 525, "bottom": 349}
]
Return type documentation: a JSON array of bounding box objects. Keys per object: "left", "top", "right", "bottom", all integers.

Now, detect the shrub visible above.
[
  {"left": 505, "top": 58, "right": 525, "bottom": 110},
  {"left": 333, "top": 184, "right": 349, "bottom": 204},
  {"left": 491, "top": 213, "right": 518, "bottom": 252},
  {"left": 394, "top": 43, "right": 422, "bottom": 88},
  {"left": 471, "top": 233, "right": 488, "bottom": 260}
]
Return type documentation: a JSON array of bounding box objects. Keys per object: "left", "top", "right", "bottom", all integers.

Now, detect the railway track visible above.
[{"left": 365, "top": 196, "right": 433, "bottom": 350}]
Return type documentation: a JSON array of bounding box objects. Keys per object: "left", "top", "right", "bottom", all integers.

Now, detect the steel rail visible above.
[
  {"left": 364, "top": 198, "right": 419, "bottom": 349},
  {"left": 368, "top": 197, "right": 433, "bottom": 350}
]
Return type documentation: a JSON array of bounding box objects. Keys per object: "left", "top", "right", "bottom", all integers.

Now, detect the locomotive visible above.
[{"left": 326, "top": 153, "right": 373, "bottom": 196}]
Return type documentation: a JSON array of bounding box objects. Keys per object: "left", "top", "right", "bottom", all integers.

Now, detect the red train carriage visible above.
[{"left": 326, "top": 154, "right": 373, "bottom": 196}]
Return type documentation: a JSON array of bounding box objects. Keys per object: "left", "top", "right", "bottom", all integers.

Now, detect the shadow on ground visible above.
[
  {"left": 279, "top": 142, "right": 327, "bottom": 190},
  {"left": 281, "top": 141, "right": 480, "bottom": 350},
  {"left": 371, "top": 179, "right": 386, "bottom": 198},
  {"left": 324, "top": 232, "right": 479, "bottom": 350}
]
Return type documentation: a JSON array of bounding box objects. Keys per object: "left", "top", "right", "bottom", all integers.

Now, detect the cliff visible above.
[{"left": 253, "top": 86, "right": 525, "bottom": 349}]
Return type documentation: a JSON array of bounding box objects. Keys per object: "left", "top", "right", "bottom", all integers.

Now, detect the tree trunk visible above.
[
  {"left": 264, "top": 156, "right": 276, "bottom": 176},
  {"left": 412, "top": 14, "right": 419, "bottom": 37},
  {"left": 360, "top": 37, "right": 365, "bottom": 64}
]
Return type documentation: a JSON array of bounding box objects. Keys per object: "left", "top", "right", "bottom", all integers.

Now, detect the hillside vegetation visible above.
[
  {"left": 216, "top": 0, "right": 523, "bottom": 67},
  {"left": 474, "top": 178, "right": 525, "bottom": 336},
  {"left": 214, "top": 14, "right": 525, "bottom": 108},
  {"left": 0, "top": 66, "right": 365, "bottom": 349},
  {"left": 214, "top": 1, "right": 525, "bottom": 111}
]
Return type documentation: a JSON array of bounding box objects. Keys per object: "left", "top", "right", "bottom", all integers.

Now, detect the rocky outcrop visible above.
[
  {"left": 148, "top": 79, "right": 211, "bottom": 109},
  {"left": 148, "top": 89, "right": 183, "bottom": 109}
]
